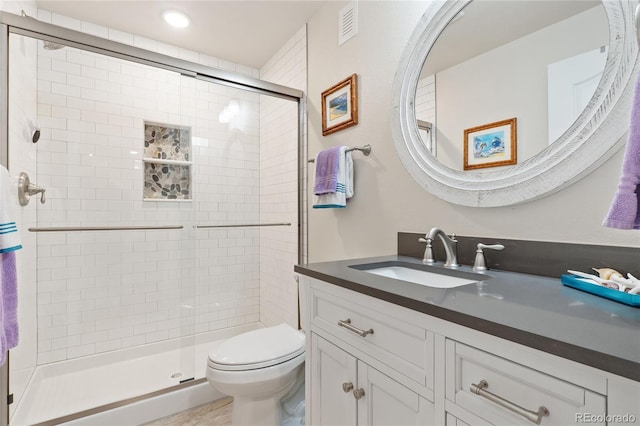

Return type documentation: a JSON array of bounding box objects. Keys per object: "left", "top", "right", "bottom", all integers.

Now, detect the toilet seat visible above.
[{"left": 208, "top": 324, "right": 305, "bottom": 371}]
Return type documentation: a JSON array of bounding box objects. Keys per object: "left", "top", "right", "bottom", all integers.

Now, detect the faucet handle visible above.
[
  {"left": 418, "top": 237, "right": 436, "bottom": 264},
  {"left": 477, "top": 243, "right": 504, "bottom": 251},
  {"left": 473, "top": 243, "right": 505, "bottom": 272}
]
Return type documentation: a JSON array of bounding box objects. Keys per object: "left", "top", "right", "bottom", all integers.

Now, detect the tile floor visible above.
[{"left": 142, "top": 397, "right": 233, "bottom": 425}]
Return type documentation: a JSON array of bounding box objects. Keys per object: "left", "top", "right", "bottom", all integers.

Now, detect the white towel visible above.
[
  {"left": 0, "top": 167, "right": 21, "bottom": 253},
  {"left": 313, "top": 147, "right": 353, "bottom": 208}
]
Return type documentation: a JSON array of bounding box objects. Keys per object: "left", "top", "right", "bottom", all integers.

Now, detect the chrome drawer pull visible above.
[
  {"left": 337, "top": 319, "right": 374, "bottom": 337},
  {"left": 470, "top": 380, "right": 549, "bottom": 425},
  {"left": 342, "top": 382, "right": 354, "bottom": 393}
]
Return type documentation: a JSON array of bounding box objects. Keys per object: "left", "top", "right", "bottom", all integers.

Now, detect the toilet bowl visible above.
[{"left": 206, "top": 323, "right": 305, "bottom": 426}]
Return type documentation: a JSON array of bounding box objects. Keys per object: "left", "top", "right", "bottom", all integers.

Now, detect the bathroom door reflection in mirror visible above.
[{"left": 416, "top": 0, "right": 607, "bottom": 171}]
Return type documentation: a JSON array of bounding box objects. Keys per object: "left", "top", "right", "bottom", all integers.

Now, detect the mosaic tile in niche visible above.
[
  {"left": 143, "top": 162, "right": 191, "bottom": 200},
  {"left": 144, "top": 122, "right": 191, "bottom": 162}
]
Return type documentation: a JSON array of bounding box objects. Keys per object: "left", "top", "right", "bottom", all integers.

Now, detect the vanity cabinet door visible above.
[
  {"left": 311, "top": 333, "right": 435, "bottom": 426},
  {"left": 445, "top": 413, "right": 472, "bottom": 426},
  {"left": 310, "top": 333, "right": 357, "bottom": 426},
  {"left": 358, "top": 361, "right": 434, "bottom": 426}
]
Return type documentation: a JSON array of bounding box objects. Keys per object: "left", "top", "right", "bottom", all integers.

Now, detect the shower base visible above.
[{"left": 11, "top": 323, "right": 262, "bottom": 426}]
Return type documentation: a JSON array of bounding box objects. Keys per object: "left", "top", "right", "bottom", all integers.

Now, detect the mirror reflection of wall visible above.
[
  {"left": 416, "top": 0, "right": 607, "bottom": 171},
  {"left": 547, "top": 45, "right": 608, "bottom": 143}
]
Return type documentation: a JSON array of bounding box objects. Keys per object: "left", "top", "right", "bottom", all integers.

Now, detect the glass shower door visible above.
[{"left": 8, "top": 33, "right": 198, "bottom": 424}]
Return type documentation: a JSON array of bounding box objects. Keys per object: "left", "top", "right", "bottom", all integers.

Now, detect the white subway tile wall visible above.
[
  {"left": 33, "top": 43, "right": 266, "bottom": 363},
  {"left": 6, "top": 6, "right": 305, "bottom": 416},
  {"left": 8, "top": 28, "right": 39, "bottom": 389},
  {"left": 7, "top": 8, "right": 303, "bottom": 367},
  {"left": 415, "top": 75, "right": 436, "bottom": 151},
  {"left": 259, "top": 26, "right": 307, "bottom": 328},
  {"left": 23, "top": 28, "right": 297, "bottom": 363}
]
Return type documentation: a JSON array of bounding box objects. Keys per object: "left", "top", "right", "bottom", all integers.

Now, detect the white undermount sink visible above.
[{"left": 351, "top": 262, "right": 486, "bottom": 289}]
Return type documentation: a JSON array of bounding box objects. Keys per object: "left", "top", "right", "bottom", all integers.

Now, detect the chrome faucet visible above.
[{"left": 424, "top": 227, "right": 459, "bottom": 268}]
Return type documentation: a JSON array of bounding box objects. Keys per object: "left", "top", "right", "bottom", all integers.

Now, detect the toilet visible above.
[{"left": 206, "top": 323, "right": 306, "bottom": 426}]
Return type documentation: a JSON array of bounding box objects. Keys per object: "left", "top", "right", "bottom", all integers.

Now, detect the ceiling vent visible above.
[{"left": 338, "top": 1, "right": 358, "bottom": 46}]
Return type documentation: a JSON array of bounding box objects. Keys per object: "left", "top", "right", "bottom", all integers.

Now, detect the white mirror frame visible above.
[{"left": 392, "top": 0, "right": 639, "bottom": 207}]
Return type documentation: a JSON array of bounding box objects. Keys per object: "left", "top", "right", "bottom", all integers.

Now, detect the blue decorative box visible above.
[{"left": 561, "top": 274, "right": 640, "bottom": 307}]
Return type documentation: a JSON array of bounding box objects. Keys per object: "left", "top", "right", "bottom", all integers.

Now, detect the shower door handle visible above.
[{"left": 18, "top": 172, "right": 46, "bottom": 206}]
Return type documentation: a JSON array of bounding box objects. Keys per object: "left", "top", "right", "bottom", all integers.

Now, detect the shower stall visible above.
[{"left": 1, "top": 11, "right": 304, "bottom": 425}]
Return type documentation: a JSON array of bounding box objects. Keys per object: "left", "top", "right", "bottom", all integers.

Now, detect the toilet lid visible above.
[{"left": 208, "top": 324, "right": 305, "bottom": 371}]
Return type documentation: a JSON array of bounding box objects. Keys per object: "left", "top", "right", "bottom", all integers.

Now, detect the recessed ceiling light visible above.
[{"left": 163, "top": 10, "right": 190, "bottom": 28}]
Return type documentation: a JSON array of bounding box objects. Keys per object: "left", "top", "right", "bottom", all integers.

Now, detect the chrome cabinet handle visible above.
[
  {"left": 337, "top": 319, "right": 374, "bottom": 337},
  {"left": 342, "top": 382, "right": 354, "bottom": 393},
  {"left": 470, "top": 380, "right": 549, "bottom": 425},
  {"left": 353, "top": 388, "right": 365, "bottom": 400}
]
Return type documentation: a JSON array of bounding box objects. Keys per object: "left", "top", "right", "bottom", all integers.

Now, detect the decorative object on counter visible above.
[
  {"left": 561, "top": 274, "right": 640, "bottom": 307},
  {"left": 0, "top": 166, "right": 23, "bottom": 366},
  {"left": 602, "top": 70, "right": 640, "bottom": 229},
  {"left": 143, "top": 121, "right": 192, "bottom": 201},
  {"left": 463, "top": 118, "right": 517, "bottom": 170},
  {"left": 566, "top": 268, "right": 640, "bottom": 294},
  {"left": 321, "top": 74, "right": 358, "bottom": 136},
  {"left": 312, "top": 146, "right": 353, "bottom": 209},
  {"left": 592, "top": 267, "right": 623, "bottom": 280}
]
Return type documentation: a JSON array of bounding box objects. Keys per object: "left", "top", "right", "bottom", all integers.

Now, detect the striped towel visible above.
[
  {"left": 0, "top": 166, "right": 21, "bottom": 366},
  {"left": 313, "top": 146, "right": 353, "bottom": 208},
  {"left": 0, "top": 167, "right": 20, "bottom": 253}
]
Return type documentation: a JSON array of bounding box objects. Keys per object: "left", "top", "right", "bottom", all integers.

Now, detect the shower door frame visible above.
[{"left": 0, "top": 11, "right": 307, "bottom": 425}]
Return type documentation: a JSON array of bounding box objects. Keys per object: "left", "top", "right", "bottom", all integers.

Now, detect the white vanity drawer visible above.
[
  {"left": 445, "top": 340, "right": 606, "bottom": 426},
  {"left": 310, "top": 285, "right": 433, "bottom": 388}
]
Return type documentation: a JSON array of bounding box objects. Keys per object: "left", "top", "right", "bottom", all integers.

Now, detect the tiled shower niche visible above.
[{"left": 143, "top": 122, "right": 192, "bottom": 201}]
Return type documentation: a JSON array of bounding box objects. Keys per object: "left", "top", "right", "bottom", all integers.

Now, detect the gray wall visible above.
[{"left": 307, "top": 1, "right": 638, "bottom": 263}]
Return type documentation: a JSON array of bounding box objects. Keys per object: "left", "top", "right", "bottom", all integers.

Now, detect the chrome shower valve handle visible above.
[{"left": 18, "top": 172, "right": 46, "bottom": 206}]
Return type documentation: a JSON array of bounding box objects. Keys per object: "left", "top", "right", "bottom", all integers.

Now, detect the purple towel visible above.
[
  {"left": 603, "top": 72, "right": 640, "bottom": 229},
  {"left": 313, "top": 146, "right": 342, "bottom": 195},
  {"left": 0, "top": 252, "right": 18, "bottom": 366}
]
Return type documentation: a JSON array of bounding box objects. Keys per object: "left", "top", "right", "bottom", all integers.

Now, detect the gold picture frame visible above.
[
  {"left": 321, "top": 74, "right": 358, "bottom": 136},
  {"left": 463, "top": 118, "right": 517, "bottom": 170}
]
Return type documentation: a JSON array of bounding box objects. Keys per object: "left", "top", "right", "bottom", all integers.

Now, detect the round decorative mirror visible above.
[{"left": 391, "top": 0, "right": 639, "bottom": 207}]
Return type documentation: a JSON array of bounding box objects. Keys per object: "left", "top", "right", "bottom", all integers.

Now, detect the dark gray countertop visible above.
[{"left": 295, "top": 255, "right": 640, "bottom": 382}]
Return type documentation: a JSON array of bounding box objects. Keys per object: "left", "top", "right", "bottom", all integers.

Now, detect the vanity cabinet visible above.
[
  {"left": 305, "top": 283, "right": 436, "bottom": 425},
  {"left": 310, "top": 333, "right": 434, "bottom": 425},
  {"left": 300, "top": 275, "right": 640, "bottom": 426},
  {"left": 445, "top": 340, "right": 606, "bottom": 425}
]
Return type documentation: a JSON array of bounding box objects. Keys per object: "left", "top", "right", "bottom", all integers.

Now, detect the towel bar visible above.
[
  {"left": 195, "top": 223, "right": 291, "bottom": 229},
  {"left": 29, "top": 225, "right": 183, "bottom": 232},
  {"left": 308, "top": 144, "right": 371, "bottom": 163}
]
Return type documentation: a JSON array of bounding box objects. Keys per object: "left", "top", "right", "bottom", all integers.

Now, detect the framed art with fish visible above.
[
  {"left": 322, "top": 74, "right": 358, "bottom": 136},
  {"left": 463, "top": 118, "right": 517, "bottom": 170}
]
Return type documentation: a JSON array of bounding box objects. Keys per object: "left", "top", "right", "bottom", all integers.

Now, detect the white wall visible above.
[{"left": 307, "top": 1, "right": 639, "bottom": 263}]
